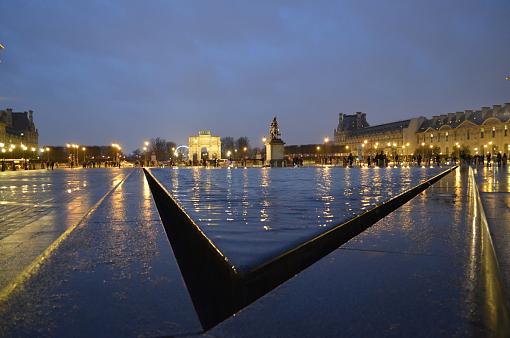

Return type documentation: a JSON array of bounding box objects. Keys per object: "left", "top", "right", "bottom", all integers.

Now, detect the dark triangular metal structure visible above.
[{"left": 143, "top": 166, "right": 457, "bottom": 331}]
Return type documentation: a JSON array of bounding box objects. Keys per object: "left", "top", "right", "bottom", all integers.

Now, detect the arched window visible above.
[
  {"left": 492, "top": 126, "right": 496, "bottom": 138},
  {"left": 480, "top": 128, "right": 484, "bottom": 139},
  {"left": 467, "top": 130, "right": 470, "bottom": 140},
  {"left": 445, "top": 132, "right": 449, "bottom": 142}
]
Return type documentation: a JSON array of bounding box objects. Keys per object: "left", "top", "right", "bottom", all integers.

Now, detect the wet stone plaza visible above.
[{"left": 0, "top": 166, "right": 509, "bottom": 337}]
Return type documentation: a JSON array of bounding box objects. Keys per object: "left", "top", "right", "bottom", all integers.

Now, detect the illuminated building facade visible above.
[
  {"left": 0, "top": 108, "right": 39, "bottom": 149},
  {"left": 188, "top": 130, "right": 221, "bottom": 162},
  {"left": 334, "top": 112, "right": 424, "bottom": 158},
  {"left": 415, "top": 104, "right": 510, "bottom": 157},
  {"left": 334, "top": 103, "right": 510, "bottom": 158}
]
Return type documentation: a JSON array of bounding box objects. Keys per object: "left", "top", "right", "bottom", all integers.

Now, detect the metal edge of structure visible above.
[
  {"left": 143, "top": 166, "right": 457, "bottom": 331},
  {"left": 468, "top": 166, "right": 510, "bottom": 336}
]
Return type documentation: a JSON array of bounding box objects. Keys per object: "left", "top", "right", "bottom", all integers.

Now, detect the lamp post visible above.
[
  {"left": 324, "top": 137, "right": 330, "bottom": 164},
  {"left": 66, "top": 144, "right": 71, "bottom": 166},
  {"left": 82, "top": 147, "right": 86, "bottom": 163},
  {"left": 144, "top": 141, "right": 149, "bottom": 166},
  {"left": 0, "top": 143, "right": 5, "bottom": 171},
  {"left": 20, "top": 144, "right": 28, "bottom": 169},
  {"left": 111, "top": 143, "right": 121, "bottom": 166},
  {"left": 1, "top": 148, "right": 5, "bottom": 171},
  {"left": 30, "top": 147, "right": 36, "bottom": 168}
]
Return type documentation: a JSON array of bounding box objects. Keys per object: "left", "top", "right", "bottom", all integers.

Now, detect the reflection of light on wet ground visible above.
[
  {"left": 0, "top": 168, "right": 132, "bottom": 298},
  {"left": 316, "top": 167, "right": 333, "bottom": 227},
  {"left": 151, "top": 167, "right": 448, "bottom": 269},
  {"left": 260, "top": 168, "right": 270, "bottom": 225}
]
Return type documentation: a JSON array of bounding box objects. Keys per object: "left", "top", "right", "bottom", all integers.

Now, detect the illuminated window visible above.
[
  {"left": 492, "top": 126, "right": 496, "bottom": 138},
  {"left": 480, "top": 128, "right": 484, "bottom": 138},
  {"left": 445, "top": 132, "right": 449, "bottom": 142}
]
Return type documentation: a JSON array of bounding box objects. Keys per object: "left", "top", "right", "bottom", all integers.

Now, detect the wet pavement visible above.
[
  {"left": 206, "top": 167, "right": 499, "bottom": 337},
  {"left": 475, "top": 165, "right": 510, "bottom": 303},
  {"left": 0, "top": 169, "right": 201, "bottom": 337},
  {"left": 0, "top": 167, "right": 504, "bottom": 337},
  {"left": 0, "top": 168, "right": 131, "bottom": 295}
]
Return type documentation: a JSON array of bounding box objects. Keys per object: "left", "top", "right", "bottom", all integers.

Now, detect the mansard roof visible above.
[
  {"left": 12, "top": 112, "right": 35, "bottom": 132},
  {"left": 348, "top": 119, "right": 411, "bottom": 137},
  {"left": 418, "top": 108, "right": 510, "bottom": 132}
]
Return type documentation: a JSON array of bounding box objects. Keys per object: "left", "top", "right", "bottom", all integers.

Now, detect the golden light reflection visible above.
[
  {"left": 225, "top": 167, "right": 233, "bottom": 221},
  {"left": 315, "top": 167, "right": 333, "bottom": 227},
  {"left": 259, "top": 167, "right": 270, "bottom": 225},
  {"left": 192, "top": 167, "right": 202, "bottom": 213},
  {"left": 467, "top": 166, "right": 510, "bottom": 331},
  {"left": 142, "top": 170, "right": 153, "bottom": 219},
  {"left": 242, "top": 168, "right": 249, "bottom": 222}
]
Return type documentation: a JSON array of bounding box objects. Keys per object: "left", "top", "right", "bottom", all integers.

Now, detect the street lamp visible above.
[
  {"left": 82, "top": 147, "right": 86, "bottom": 162},
  {"left": 111, "top": 143, "right": 121, "bottom": 165}
]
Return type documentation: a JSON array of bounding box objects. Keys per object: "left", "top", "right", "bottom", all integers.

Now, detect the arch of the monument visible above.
[{"left": 188, "top": 131, "right": 221, "bottom": 162}]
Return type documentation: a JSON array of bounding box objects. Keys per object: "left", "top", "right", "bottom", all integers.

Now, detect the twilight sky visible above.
[{"left": 0, "top": 0, "right": 509, "bottom": 151}]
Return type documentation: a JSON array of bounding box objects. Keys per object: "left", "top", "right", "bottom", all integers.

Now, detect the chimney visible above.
[
  {"left": 493, "top": 105, "right": 502, "bottom": 115},
  {"left": 464, "top": 110, "right": 473, "bottom": 119},
  {"left": 29, "top": 110, "right": 33, "bottom": 123},
  {"left": 504, "top": 103, "right": 510, "bottom": 113}
]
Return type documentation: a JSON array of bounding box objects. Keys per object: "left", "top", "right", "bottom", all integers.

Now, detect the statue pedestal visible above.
[{"left": 265, "top": 139, "right": 285, "bottom": 167}]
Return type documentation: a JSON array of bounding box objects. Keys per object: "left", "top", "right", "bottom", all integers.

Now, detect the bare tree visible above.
[
  {"left": 235, "top": 137, "right": 250, "bottom": 151},
  {"left": 221, "top": 137, "right": 235, "bottom": 158},
  {"left": 150, "top": 137, "right": 169, "bottom": 161}
]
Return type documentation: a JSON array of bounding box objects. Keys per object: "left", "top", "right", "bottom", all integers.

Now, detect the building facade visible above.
[
  {"left": 415, "top": 104, "right": 510, "bottom": 157},
  {"left": 334, "top": 103, "right": 510, "bottom": 159},
  {"left": 334, "top": 112, "right": 424, "bottom": 158},
  {"left": 0, "top": 108, "right": 39, "bottom": 149},
  {"left": 188, "top": 130, "right": 221, "bottom": 162}
]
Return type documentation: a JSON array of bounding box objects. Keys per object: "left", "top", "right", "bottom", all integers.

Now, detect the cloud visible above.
[{"left": 0, "top": 0, "right": 509, "bottom": 150}]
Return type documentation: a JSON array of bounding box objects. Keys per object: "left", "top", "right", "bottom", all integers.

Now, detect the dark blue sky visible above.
[{"left": 1, "top": 1, "right": 509, "bottom": 151}]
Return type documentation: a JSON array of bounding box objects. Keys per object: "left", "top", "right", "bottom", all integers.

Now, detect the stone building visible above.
[
  {"left": 334, "top": 112, "right": 424, "bottom": 158},
  {"left": 333, "top": 103, "right": 510, "bottom": 158},
  {"left": 415, "top": 104, "right": 510, "bottom": 157},
  {"left": 0, "top": 108, "right": 39, "bottom": 149},
  {"left": 188, "top": 130, "right": 221, "bottom": 163}
]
